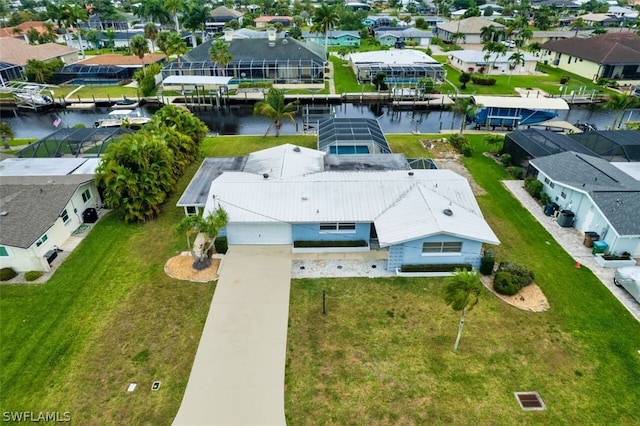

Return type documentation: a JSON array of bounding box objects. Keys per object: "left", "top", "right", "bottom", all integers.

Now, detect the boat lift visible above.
[{"left": 0, "top": 81, "right": 58, "bottom": 111}]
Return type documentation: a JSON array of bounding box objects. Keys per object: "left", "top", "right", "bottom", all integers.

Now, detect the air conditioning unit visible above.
[{"left": 552, "top": 59, "right": 560, "bottom": 66}]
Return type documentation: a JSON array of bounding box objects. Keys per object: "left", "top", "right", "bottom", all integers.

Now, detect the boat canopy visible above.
[{"left": 471, "top": 96, "right": 570, "bottom": 110}]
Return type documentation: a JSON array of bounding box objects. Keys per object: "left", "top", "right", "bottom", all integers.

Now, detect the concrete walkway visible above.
[
  {"left": 173, "top": 245, "right": 292, "bottom": 426},
  {"left": 503, "top": 180, "right": 640, "bottom": 322}
]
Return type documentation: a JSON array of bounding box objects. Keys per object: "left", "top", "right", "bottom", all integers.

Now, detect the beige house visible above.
[
  {"left": 435, "top": 17, "right": 505, "bottom": 44},
  {"left": 540, "top": 32, "right": 640, "bottom": 85},
  {"left": 448, "top": 50, "right": 538, "bottom": 75},
  {"left": 0, "top": 38, "right": 78, "bottom": 66}
]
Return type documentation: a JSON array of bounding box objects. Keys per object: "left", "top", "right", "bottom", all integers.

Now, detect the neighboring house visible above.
[
  {"left": 540, "top": 32, "right": 640, "bottom": 84},
  {"left": 163, "top": 28, "right": 326, "bottom": 89},
  {"left": 302, "top": 31, "right": 360, "bottom": 47},
  {"left": 448, "top": 50, "right": 538, "bottom": 75},
  {"left": 607, "top": 6, "right": 639, "bottom": 19},
  {"left": 317, "top": 118, "right": 391, "bottom": 154},
  {"left": 436, "top": 17, "right": 505, "bottom": 44},
  {"left": 88, "top": 14, "right": 129, "bottom": 31},
  {"left": 76, "top": 53, "right": 166, "bottom": 68},
  {"left": 0, "top": 37, "right": 78, "bottom": 66},
  {"left": 253, "top": 16, "right": 293, "bottom": 28},
  {"left": 0, "top": 21, "right": 56, "bottom": 39},
  {"left": 348, "top": 49, "right": 446, "bottom": 84},
  {"left": 206, "top": 6, "right": 244, "bottom": 33},
  {"left": 529, "top": 151, "right": 640, "bottom": 256},
  {"left": 0, "top": 61, "right": 24, "bottom": 85},
  {"left": 362, "top": 16, "right": 408, "bottom": 29},
  {"left": 375, "top": 28, "right": 434, "bottom": 47},
  {"left": 0, "top": 158, "right": 102, "bottom": 272},
  {"left": 578, "top": 13, "right": 624, "bottom": 27},
  {"left": 194, "top": 144, "right": 499, "bottom": 271}
]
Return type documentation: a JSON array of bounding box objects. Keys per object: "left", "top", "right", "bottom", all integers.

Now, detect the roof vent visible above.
[
  {"left": 293, "top": 146, "right": 301, "bottom": 152},
  {"left": 263, "top": 173, "right": 269, "bottom": 179},
  {"left": 0, "top": 211, "right": 7, "bottom": 216},
  {"left": 443, "top": 208, "right": 453, "bottom": 216},
  {"left": 408, "top": 171, "right": 414, "bottom": 176},
  {"left": 282, "top": 38, "right": 288, "bottom": 44}
]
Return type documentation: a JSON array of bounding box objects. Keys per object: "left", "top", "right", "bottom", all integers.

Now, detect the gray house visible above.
[{"left": 530, "top": 151, "right": 640, "bottom": 256}]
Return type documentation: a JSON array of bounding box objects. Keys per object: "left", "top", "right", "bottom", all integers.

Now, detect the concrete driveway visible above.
[{"left": 173, "top": 245, "right": 292, "bottom": 426}]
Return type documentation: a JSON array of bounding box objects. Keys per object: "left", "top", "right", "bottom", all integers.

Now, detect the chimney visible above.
[
  {"left": 223, "top": 28, "right": 234, "bottom": 42},
  {"left": 267, "top": 27, "right": 277, "bottom": 46}
]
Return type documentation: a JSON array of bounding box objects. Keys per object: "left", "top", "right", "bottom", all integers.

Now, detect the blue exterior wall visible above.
[
  {"left": 292, "top": 222, "right": 370, "bottom": 242},
  {"left": 386, "top": 234, "right": 483, "bottom": 271}
]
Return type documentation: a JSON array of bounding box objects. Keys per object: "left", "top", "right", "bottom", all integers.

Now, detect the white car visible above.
[
  {"left": 614, "top": 266, "right": 640, "bottom": 303},
  {"left": 501, "top": 40, "right": 515, "bottom": 48}
]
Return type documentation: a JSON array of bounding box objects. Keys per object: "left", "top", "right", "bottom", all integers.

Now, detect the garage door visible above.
[{"left": 226, "top": 223, "right": 292, "bottom": 245}]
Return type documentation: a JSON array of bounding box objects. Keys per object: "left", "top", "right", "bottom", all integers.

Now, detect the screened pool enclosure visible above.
[
  {"left": 17, "top": 128, "right": 133, "bottom": 158},
  {"left": 52, "top": 65, "right": 131, "bottom": 85}
]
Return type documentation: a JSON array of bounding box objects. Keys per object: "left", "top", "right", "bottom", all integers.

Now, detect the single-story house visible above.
[
  {"left": 198, "top": 144, "right": 499, "bottom": 271},
  {"left": 448, "top": 50, "right": 538, "bottom": 75},
  {"left": 607, "top": 6, "right": 639, "bottom": 19},
  {"left": 0, "top": 158, "right": 102, "bottom": 272},
  {"left": 578, "top": 13, "right": 624, "bottom": 27},
  {"left": 362, "top": 16, "right": 408, "bottom": 29},
  {"left": 0, "top": 20, "right": 56, "bottom": 39},
  {"left": 0, "top": 37, "right": 78, "bottom": 66},
  {"left": 206, "top": 6, "right": 244, "bottom": 33},
  {"left": 436, "top": 17, "right": 505, "bottom": 45},
  {"left": 302, "top": 31, "right": 360, "bottom": 47},
  {"left": 163, "top": 28, "right": 326, "bottom": 89},
  {"left": 348, "top": 49, "right": 445, "bottom": 84},
  {"left": 540, "top": 32, "right": 640, "bottom": 85},
  {"left": 375, "top": 28, "right": 434, "bottom": 47},
  {"left": 253, "top": 16, "right": 293, "bottom": 28},
  {"left": 317, "top": 118, "right": 391, "bottom": 154},
  {"left": 529, "top": 151, "right": 640, "bottom": 256}
]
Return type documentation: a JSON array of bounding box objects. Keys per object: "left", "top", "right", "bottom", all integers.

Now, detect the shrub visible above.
[
  {"left": 500, "top": 153, "right": 511, "bottom": 167},
  {"left": 0, "top": 267, "right": 17, "bottom": 281},
  {"left": 448, "top": 134, "right": 467, "bottom": 149},
  {"left": 471, "top": 75, "right": 496, "bottom": 86},
  {"left": 493, "top": 271, "right": 526, "bottom": 295},
  {"left": 498, "top": 261, "right": 534, "bottom": 285},
  {"left": 479, "top": 251, "right": 495, "bottom": 275},
  {"left": 505, "top": 166, "right": 523, "bottom": 179},
  {"left": 24, "top": 271, "right": 43, "bottom": 281},
  {"left": 540, "top": 192, "right": 551, "bottom": 206},
  {"left": 214, "top": 236, "right": 228, "bottom": 254},
  {"left": 400, "top": 263, "right": 473, "bottom": 273},
  {"left": 238, "top": 82, "right": 273, "bottom": 89},
  {"left": 460, "top": 143, "right": 472, "bottom": 157},
  {"left": 524, "top": 177, "right": 543, "bottom": 199},
  {"left": 560, "top": 75, "right": 571, "bottom": 84},
  {"left": 294, "top": 240, "right": 368, "bottom": 248}
]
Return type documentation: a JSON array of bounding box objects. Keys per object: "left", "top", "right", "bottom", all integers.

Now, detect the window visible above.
[
  {"left": 0, "top": 246, "right": 8, "bottom": 257},
  {"left": 60, "top": 209, "right": 70, "bottom": 223},
  {"left": 561, "top": 191, "right": 566, "bottom": 199},
  {"left": 319, "top": 222, "right": 356, "bottom": 232},
  {"left": 549, "top": 182, "right": 555, "bottom": 188},
  {"left": 82, "top": 188, "right": 92, "bottom": 203},
  {"left": 36, "top": 234, "right": 48, "bottom": 247},
  {"left": 544, "top": 177, "right": 550, "bottom": 184},
  {"left": 422, "top": 241, "right": 462, "bottom": 254},
  {"left": 186, "top": 206, "right": 197, "bottom": 215}
]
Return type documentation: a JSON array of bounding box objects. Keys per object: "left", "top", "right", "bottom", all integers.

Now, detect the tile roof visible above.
[
  {"left": 254, "top": 16, "right": 293, "bottom": 23},
  {"left": 0, "top": 175, "right": 94, "bottom": 248},
  {"left": 210, "top": 6, "right": 244, "bottom": 18},
  {"left": 78, "top": 53, "right": 166, "bottom": 66},
  {"left": 0, "top": 38, "right": 77, "bottom": 65},
  {"left": 436, "top": 17, "right": 504, "bottom": 34},
  {"left": 0, "top": 21, "right": 55, "bottom": 38},
  {"left": 541, "top": 32, "right": 640, "bottom": 65}
]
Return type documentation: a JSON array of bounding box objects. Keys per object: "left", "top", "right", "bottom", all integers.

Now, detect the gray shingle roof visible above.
[
  {"left": 184, "top": 37, "right": 325, "bottom": 63},
  {"left": 530, "top": 151, "right": 640, "bottom": 236},
  {"left": 541, "top": 32, "right": 640, "bottom": 65},
  {"left": 436, "top": 17, "right": 504, "bottom": 34},
  {"left": 0, "top": 175, "right": 94, "bottom": 248},
  {"left": 177, "top": 157, "right": 246, "bottom": 207}
]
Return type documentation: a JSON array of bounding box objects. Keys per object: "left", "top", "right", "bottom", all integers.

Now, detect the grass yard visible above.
[
  {"left": 330, "top": 56, "right": 376, "bottom": 94},
  {"left": 285, "top": 137, "right": 640, "bottom": 424},
  {"left": 200, "top": 135, "right": 316, "bottom": 157},
  {"left": 54, "top": 85, "right": 140, "bottom": 100}
]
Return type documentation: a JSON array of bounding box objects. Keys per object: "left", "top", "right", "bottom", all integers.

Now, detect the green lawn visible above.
[
  {"left": 330, "top": 56, "right": 376, "bottom": 94},
  {"left": 284, "top": 137, "right": 640, "bottom": 424},
  {"left": 54, "top": 85, "right": 141, "bottom": 100}
]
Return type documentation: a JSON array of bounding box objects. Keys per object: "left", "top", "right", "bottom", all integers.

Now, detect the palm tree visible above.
[
  {"left": 482, "top": 41, "right": 507, "bottom": 75},
  {"left": 144, "top": 22, "right": 158, "bottom": 52},
  {"left": 104, "top": 28, "right": 116, "bottom": 52},
  {"left": 507, "top": 52, "right": 525, "bottom": 86},
  {"left": 570, "top": 17, "right": 586, "bottom": 37},
  {"left": 130, "top": 34, "right": 150, "bottom": 76},
  {"left": 450, "top": 97, "right": 480, "bottom": 134},
  {"left": 443, "top": 269, "right": 483, "bottom": 353},
  {"left": 181, "top": 0, "right": 210, "bottom": 48},
  {"left": 136, "top": 0, "right": 170, "bottom": 26},
  {"left": 253, "top": 88, "right": 299, "bottom": 137},
  {"left": 175, "top": 208, "right": 228, "bottom": 270},
  {"left": 165, "top": 32, "right": 189, "bottom": 75},
  {"left": 0, "top": 121, "right": 15, "bottom": 150},
  {"left": 449, "top": 31, "right": 465, "bottom": 45},
  {"left": 311, "top": 4, "right": 339, "bottom": 48},
  {"left": 164, "top": 0, "right": 183, "bottom": 30},
  {"left": 604, "top": 93, "right": 639, "bottom": 129},
  {"left": 64, "top": 3, "right": 88, "bottom": 58},
  {"left": 156, "top": 31, "right": 170, "bottom": 56},
  {"left": 209, "top": 40, "right": 232, "bottom": 77},
  {"left": 480, "top": 24, "right": 498, "bottom": 43}
]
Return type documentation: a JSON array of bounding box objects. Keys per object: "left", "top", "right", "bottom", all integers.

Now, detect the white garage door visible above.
[{"left": 226, "top": 223, "right": 292, "bottom": 245}]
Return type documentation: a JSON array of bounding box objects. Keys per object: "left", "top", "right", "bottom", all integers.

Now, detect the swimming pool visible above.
[{"left": 65, "top": 79, "right": 122, "bottom": 86}]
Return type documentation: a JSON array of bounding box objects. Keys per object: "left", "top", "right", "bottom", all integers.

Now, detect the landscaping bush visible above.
[
  {"left": 448, "top": 134, "right": 467, "bottom": 150},
  {"left": 524, "top": 176, "right": 543, "bottom": 199},
  {"left": 24, "top": 271, "right": 43, "bottom": 282},
  {"left": 479, "top": 251, "right": 495, "bottom": 275},
  {"left": 294, "top": 240, "right": 368, "bottom": 248},
  {"left": 505, "top": 166, "right": 523, "bottom": 179},
  {"left": 498, "top": 261, "right": 534, "bottom": 285},
  {"left": 214, "top": 236, "right": 228, "bottom": 254},
  {"left": 460, "top": 143, "right": 472, "bottom": 157},
  {"left": 493, "top": 271, "right": 526, "bottom": 296},
  {"left": 0, "top": 267, "right": 17, "bottom": 281},
  {"left": 400, "top": 263, "right": 473, "bottom": 273},
  {"left": 500, "top": 153, "right": 511, "bottom": 167},
  {"left": 540, "top": 192, "right": 551, "bottom": 206},
  {"left": 238, "top": 82, "right": 272, "bottom": 89},
  {"left": 560, "top": 75, "right": 571, "bottom": 84},
  {"left": 471, "top": 75, "right": 496, "bottom": 86}
]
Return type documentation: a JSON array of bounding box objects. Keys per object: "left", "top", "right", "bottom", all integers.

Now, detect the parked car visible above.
[{"left": 614, "top": 266, "right": 640, "bottom": 303}]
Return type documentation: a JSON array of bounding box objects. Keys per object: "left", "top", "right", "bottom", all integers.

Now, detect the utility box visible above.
[
  {"left": 557, "top": 210, "right": 575, "bottom": 228},
  {"left": 592, "top": 241, "right": 608, "bottom": 255}
]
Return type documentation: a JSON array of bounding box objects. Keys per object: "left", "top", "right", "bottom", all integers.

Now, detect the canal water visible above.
[{"left": 0, "top": 102, "right": 636, "bottom": 139}]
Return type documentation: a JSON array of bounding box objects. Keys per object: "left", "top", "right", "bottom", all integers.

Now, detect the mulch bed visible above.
[{"left": 164, "top": 255, "right": 220, "bottom": 283}]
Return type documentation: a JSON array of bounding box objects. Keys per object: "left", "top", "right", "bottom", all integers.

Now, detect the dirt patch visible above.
[
  {"left": 480, "top": 275, "right": 550, "bottom": 312},
  {"left": 164, "top": 254, "right": 220, "bottom": 283}
]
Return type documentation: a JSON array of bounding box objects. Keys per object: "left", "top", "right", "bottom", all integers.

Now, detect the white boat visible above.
[
  {"left": 94, "top": 109, "right": 151, "bottom": 129},
  {"left": 14, "top": 85, "right": 54, "bottom": 107}
]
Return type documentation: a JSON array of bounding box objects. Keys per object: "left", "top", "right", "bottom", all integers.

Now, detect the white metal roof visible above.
[
  {"left": 349, "top": 49, "right": 439, "bottom": 65},
  {"left": 162, "top": 75, "right": 234, "bottom": 86},
  {"left": 242, "top": 144, "right": 325, "bottom": 179},
  {"left": 472, "top": 95, "right": 570, "bottom": 110},
  {"left": 0, "top": 158, "right": 93, "bottom": 177},
  {"left": 204, "top": 168, "right": 499, "bottom": 246}
]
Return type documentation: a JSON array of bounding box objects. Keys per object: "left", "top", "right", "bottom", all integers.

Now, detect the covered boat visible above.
[{"left": 471, "top": 96, "right": 570, "bottom": 129}]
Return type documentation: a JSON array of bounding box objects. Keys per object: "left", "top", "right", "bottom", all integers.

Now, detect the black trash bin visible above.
[
  {"left": 82, "top": 208, "right": 98, "bottom": 223},
  {"left": 557, "top": 210, "right": 575, "bottom": 227},
  {"left": 544, "top": 202, "right": 559, "bottom": 216}
]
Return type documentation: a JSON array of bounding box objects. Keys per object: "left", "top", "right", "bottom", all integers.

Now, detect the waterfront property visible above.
[
  {"left": 0, "top": 158, "right": 102, "bottom": 272},
  {"left": 529, "top": 151, "right": 640, "bottom": 256},
  {"left": 348, "top": 49, "right": 445, "bottom": 84},
  {"left": 195, "top": 144, "right": 498, "bottom": 271},
  {"left": 471, "top": 95, "right": 570, "bottom": 129},
  {"left": 0, "top": 37, "right": 78, "bottom": 70},
  {"left": 447, "top": 50, "right": 538, "bottom": 75},
  {"left": 16, "top": 127, "right": 133, "bottom": 158},
  {"left": 206, "top": 6, "right": 244, "bottom": 34},
  {"left": 163, "top": 28, "right": 326, "bottom": 89},
  {"left": 317, "top": 117, "right": 391, "bottom": 154},
  {"left": 302, "top": 31, "right": 360, "bottom": 47},
  {"left": 540, "top": 32, "right": 640, "bottom": 85}
]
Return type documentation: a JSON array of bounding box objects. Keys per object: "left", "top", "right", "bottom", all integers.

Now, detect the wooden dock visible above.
[{"left": 66, "top": 102, "right": 96, "bottom": 110}]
